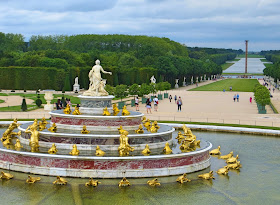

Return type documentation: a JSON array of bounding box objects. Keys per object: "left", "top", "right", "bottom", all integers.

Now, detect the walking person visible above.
[
  {"left": 236, "top": 93, "right": 239, "bottom": 102},
  {"left": 135, "top": 97, "right": 139, "bottom": 111},
  {"left": 153, "top": 95, "right": 159, "bottom": 112},
  {"left": 174, "top": 95, "right": 177, "bottom": 103},
  {"left": 146, "top": 98, "right": 152, "bottom": 114},
  {"left": 169, "top": 95, "right": 172, "bottom": 103},
  {"left": 177, "top": 96, "right": 182, "bottom": 111},
  {"left": 249, "top": 97, "right": 252, "bottom": 103},
  {"left": 233, "top": 94, "right": 236, "bottom": 102}
]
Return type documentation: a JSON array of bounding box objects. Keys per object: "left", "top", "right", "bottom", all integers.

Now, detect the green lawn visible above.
[
  {"left": 190, "top": 79, "right": 260, "bottom": 92},
  {"left": 0, "top": 99, "right": 4, "bottom": 103},
  {"left": 221, "top": 63, "right": 234, "bottom": 71},
  {"left": 0, "top": 104, "right": 37, "bottom": 112},
  {"left": 231, "top": 59, "right": 240, "bottom": 61},
  {"left": 237, "top": 54, "right": 264, "bottom": 58},
  {"left": 260, "top": 59, "right": 271, "bottom": 62}
]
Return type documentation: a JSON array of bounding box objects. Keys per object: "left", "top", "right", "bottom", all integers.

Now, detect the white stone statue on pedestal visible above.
[
  {"left": 73, "top": 77, "right": 80, "bottom": 92},
  {"left": 83, "top": 59, "right": 112, "bottom": 96},
  {"left": 196, "top": 77, "right": 198, "bottom": 83},
  {"left": 200, "top": 76, "right": 203, "bottom": 82},
  {"left": 191, "top": 76, "right": 194, "bottom": 84},
  {"left": 183, "top": 77, "right": 186, "bottom": 86},
  {"left": 204, "top": 74, "right": 206, "bottom": 81},
  {"left": 175, "top": 79, "right": 179, "bottom": 89},
  {"left": 150, "top": 75, "right": 156, "bottom": 84}
]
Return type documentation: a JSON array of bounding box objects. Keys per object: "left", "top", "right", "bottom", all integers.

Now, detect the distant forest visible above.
[
  {"left": 0, "top": 32, "right": 240, "bottom": 90},
  {"left": 261, "top": 50, "right": 280, "bottom": 80}
]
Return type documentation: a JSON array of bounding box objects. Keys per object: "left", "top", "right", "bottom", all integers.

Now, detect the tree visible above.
[
  {"left": 128, "top": 83, "right": 140, "bottom": 98},
  {"left": 254, "top": 85, "right": 271, "bottom": 110},
  {"left": 162, "top": 81, "right": 171, "bottom": 92},
  {"left": 35, "top": 94, "right": 42, "bottom": 107},
  {"left": 105, "top": 84, "right": 116, "bottom": 95},
  {"left": 115, "top": 84, "right": 128, "bottom": 101},
  {"left": 139, "top": 83, "right": 152, "bottom": 96},
  {"left": 21, "top": 97, "right": 27, "bottom": 111}
]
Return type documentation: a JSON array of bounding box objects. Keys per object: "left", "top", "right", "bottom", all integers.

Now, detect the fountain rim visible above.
[
  {"left": 0, "top": 141, "right": 212, "bottom": 160},
  {"left": 78, "top": 95, "right": 115, "bottom": 100}
]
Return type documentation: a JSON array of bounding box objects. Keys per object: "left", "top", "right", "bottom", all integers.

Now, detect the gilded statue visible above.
[
  {"left": 122, "top": 105, "right": 130, "bottom": 116},
  {"left": 118, "top": 130, "right": 134, "bottom": 157},
  {"left": 176, "top": 173, "right": 191, "bottom": 184},
  {"left": 63, "top": 104, "right": 71, "bottom": 114},
  {"left": 26, "top": 175, "right": 41, "bottom": 183},
  {"left": 153, "top": 121, "right": 160, "bottom": 130},
  {"left": 53, "top": 176, "right": 68, "bottom": 185},
  {"left": 81, "top": 125, "right": 90, "bottom": 134},
  {"left": 226, "top": 155, "right": 239, "bottom": 164},
  {"left": 180, "top": 139, "right": 191, "bottom": 151},
  {"left": 141, "top": 144, "right": 151, "bottom": 155},
  {"left": 25, "top": 123, "right": 40, "bottom": 152},
  {"left": 83, "top": 59, "right": 112, "bottom": 96},
  {"left": 227, "top": 161, "right": 242, "bottom": 170},
  {"left": 28, "top": 119, "right": 38, "bottom": 131},
  {"left": 147, "top": 178, "right": 161, "bottom": 186},
  {"left": 135, "top": 124, "right": 144, "bottom": 134},
  {"left": 176, "top": 131, "right": 185, "bottom": 144},
  {"left": 216, "top": 166, "right": 229, "bottom": 175},
  {"left": 95, "top": 145, "right": 105, "bottom": 156},
  {"left": 150, "top": 122, "right": 159, "bottom": 133},
  {"left": 142, "top": 116, "right": 147, "bottom": 123},
  {"left": 85, "top": 178, "right": 101, "bottom": 187},
  {"left": 198, "top": 171, "right": 215, "bottom": 180},
  {"left": 1, "top": 118, "right": 21, "bottom": 143},
  {"left": 210, "top": 146, "right": 221, "bottom": 155},
  {"left": 0, "top": 171, "right": 14, "bottom": 180},
  {"left": 41, "top": 117, "right": 48, "bottom": 127},
  {"left": 144, "top": 119, "right": 151, "bottom": 131},
  {"left": 38, "top": 121, "right": 47, "bottom": 131},
  {"left": 118, "top": 177, "right": 130, "bottom": 187},
  {"left": 14, "top": 139, "right": 23, "bottom": 149},
  {"left": 72, "top": 106, "right": 81, "bottom": 115},
  {"left": 48, "top": 123, "right": 57, "bottom": 133},
  {"left": 163, "top": 142, "right": 172, "bottom": 154},
  {"left": 220, "top": 151, "right": 233, "bottom": 159},
  {"left": 118, "top": 125, "right": 125, "bottom": 134},
  {"left": 103, "top": 107, "right": 111, "bottom": 116},
  {"left": 69, "top": 144, "right": 80, "bottom": 156},
  {"left": 113, "top": 104, "right": 120, "bottom": 116},
  {"left": 48, "top": 143, "right": 58, "bottom": 154}
]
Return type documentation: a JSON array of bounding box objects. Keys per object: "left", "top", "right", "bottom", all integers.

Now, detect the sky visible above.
[{"left": 0, "top": 0, "right": 280, "bottom": 51}]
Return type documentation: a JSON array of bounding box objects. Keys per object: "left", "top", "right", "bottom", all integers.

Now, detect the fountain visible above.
[{"left": 0, "top": 60, "right": 212, "bottom": 178}]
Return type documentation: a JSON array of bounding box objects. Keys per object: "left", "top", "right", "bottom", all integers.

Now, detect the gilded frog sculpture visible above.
[
  {"left": 147, "top": 178, "right": 161, "bottom": 186},
  {"left": 176, "top": 173, "right": 191, "bottom": 184},
  {"left": 141, "top": 144, "right": 151, "bottom": 155},
  {"left": 85, "top": 178, "right": 101, "bottom": 187},
  {"left": 121, "top": 105, "right": 130, "bottom": 116},
  {"left": 95, "top": 145, "right": 105, "bottom": 156},
  {"left": 81, "top": 125, "right": 90, "bottom": 134},
  {"left": 48, "top": 143, "right": 58, "bottom": 154},
  {"left": 103, "top": 107, "right": 111, "bottom": 116},
  {"left": 163, "top": 142, "right": 172, "bottom": 154},
  {"left": 135, "top": 124, "right": 144, "bottom": 134},
  {"left": 118, "top": 177, "right": 130, "bottom": 187},
  {"left": 26, "top": 175, "right": 41, "bottom": 183},
  {"left": 53, "top": 176, "right": 68, "bottom": 185},
  {"left": 210, "top": 146, "right": 221, "bottom": 155}
]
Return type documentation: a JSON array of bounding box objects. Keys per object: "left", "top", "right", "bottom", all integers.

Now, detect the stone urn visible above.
[{"left": 44, "top": 90, "right": 55, "bottom": 111}]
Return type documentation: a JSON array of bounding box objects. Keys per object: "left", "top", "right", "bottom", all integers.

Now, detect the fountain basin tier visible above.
[
  {"left": 78, "top": 95, "right": 114, "bottom": 115},
  {"left": 0, "top": 142, "right": 211, "bottom": 178},
  {"left": 49, "top": 110, "right": 144, "bottom": 131}
]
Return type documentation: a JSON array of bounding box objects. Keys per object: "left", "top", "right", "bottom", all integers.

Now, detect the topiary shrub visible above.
[
  {"left": 35, "top": 94, "right": 42, "bottom": 107},
  {"left": 21, "top": 97, "right": 27, "bottom": 111}
]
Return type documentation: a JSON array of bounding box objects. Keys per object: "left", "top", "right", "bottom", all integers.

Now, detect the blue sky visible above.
[{"left": 0, "top": 0, "right": 279, "bottom": 51}]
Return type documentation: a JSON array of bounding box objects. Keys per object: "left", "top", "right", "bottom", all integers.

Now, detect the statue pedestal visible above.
[
  {"left": 183, "top": 82, "right": 186, "bottom": 87},
  {"left": 78, "top": 95, "right": 114, "bottom": 115},
  {"left": 175, "top": 84, "right": 179, "bottom": 89},
  {"left": 73, "top": 84, "right": 80, "bottom": 92},
  {"left": 44, "top": 104, "right": 54, "bottom": 111}
]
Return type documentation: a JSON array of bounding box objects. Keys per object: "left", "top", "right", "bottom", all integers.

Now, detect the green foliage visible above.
[
  {"left": 162, "top": 81, "right": 171, "bottom": 91},
  {"left": 21, "top": 97, "right": 27, "bottom": 111},
  {"left": 61, "top": 95, "right": 66, "bottom": 107},
  {"left": 128, "top": 84, "right": 140, "bottom": 97},
  {"left": 35, "top": 94, "right": 42, "bottom": 107},
  {"left": 114, "top": 84, "right": 128, "bottom": 101},
  {"left": 254, "top": 85, "right": 271, "bottom": 106},
  {"left": 139, "top": 83, "right": 152, "bottom": 96},
  {"left": 105, "top": 84, "right": 116, "bottom": 95}
]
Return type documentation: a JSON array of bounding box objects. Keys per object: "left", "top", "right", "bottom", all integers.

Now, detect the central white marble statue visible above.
[{"left": 83, "top": 59, "right": 112, "bottom": 96}]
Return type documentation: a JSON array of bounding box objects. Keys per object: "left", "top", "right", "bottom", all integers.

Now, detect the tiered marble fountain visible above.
[{"left": 0, "top": 60, "right": 212, "bottom": 178}]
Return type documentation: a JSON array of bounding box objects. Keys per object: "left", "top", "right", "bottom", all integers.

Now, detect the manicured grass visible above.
[
  {"left": 231, "top": 59, "right": 240, "bottom": 61},
  {"left": 222, "top": 73, "right": 264, "bottom": 76},
  {"left": 0, "top": 99, "right": 4, "bottom": 103},
  {"left": 190, "top": 79, "right": 260, "bottom": 92},
  {"left": 237, "top": 54, "right": 264, "bottom": 58},
  {"left": 260, "top": 59, "right": 271, "bottom": 62},
  {"left": 0, "top": 104, "right": 36, "bottom": 112},
  {"left": 221, "top": 63, "right": 234, "bottom": 71},
  {"left": 264, "top": 64, "right": 273, "bottom": 69}
]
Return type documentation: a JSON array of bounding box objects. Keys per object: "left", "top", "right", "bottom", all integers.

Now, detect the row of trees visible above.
[
  {"left": 262, "top": 50, "right": 280, "bottom": 80},
  {"left": 253, "top": 84, "right": 271, "bottom": 113}
]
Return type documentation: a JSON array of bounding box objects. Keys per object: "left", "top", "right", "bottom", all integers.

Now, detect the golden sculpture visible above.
[
  {"left": 113, "top": 104, "right": 120, "bottom": 116},
  {"left": 210, "top": 146, "right": 221, "bottom": 155},
  {"left": 103, "top": 107, "right": 111, "bottom": 116},
  {"left": 180, "top": 139, "right": 191, "bottom": 151},
  {"left": 63, "top": 104, "right": 71, "bottom": 114},
  {"left": 141, "top": 144, "right": 151, "bottom": 155},
  {"left": 135, "top": 124, "right": 144, "bottom": 134},
  {"left": 81, "top": 125, "right": 90, "bottom": 134},
  {"left": 85, "top": 178, "right": 101, "bottom": 187},
  {"left": 25, "top": 123, "right": 40, "bottom": 152},
  {"left": 226, "top": 155, "right": 239, "bottom": 164},
  {"left": 48, "top": 143, "right": 58, "bottom": 154},
  {"left": 189, "top": 139, "right": 200, "bottom": 148},
  {"left": 153, "top": 121, "right": 160, "bottom": 130},
  {"left": 163, "top": 142, "right": 172, "bottom": 154},
  {"left": 147, "top": 178, "right": 161, "bottom": 186},
  {"left": 14, "top": 139, "right": 23, "bottom": 149},
  {"left": 227, "top": 161, "right": 242, "bottom": 170},
  {"left": 2, "top": 137, "right": 12, "bottom": 146},
  {"left": 150, "top": 122, "right": 159, "bottom": 133},
  {"left": 0, "top": 171, "right": 14, "bottom": 180},
  {"left": 72, "top": 106, "right": 81, "bottom": 115},
  {"left": 118, "top": 177, "right": 130, "bottom": 187},
  {"left": 216, "top": 166, "right": 229, "bottom": 175},
  {"left": 122, "top": 105, "right": 130, "bottom": 116},
  {"left": 176, "top": 173, "right": 191, "bottom": 184},
  {"left": 41, "top": 117, "right": 48, "bottom": 126},
  {"left": 144, "top": 119, "right": 151, "bottom": 131},
  {"left": 198, "top": 171, "right": 215, "bottom": 180},
  {"left": 26, "top": 175, "right": 41, "bottom": 183},
  {"left": 95, "top": 145, "right": 105, "bottom": 156},
  {"left": 38, "top": 121, "right": 47, "bottom": 131},
  {"left": 53, "top": 176, "right": 68, "bottom": 185},
  {"left": 118, "top": 125, "right": 125, "bottom": 134},
  {"left": 1, "top": 118, "right": 21, "bottom": 144},
  {"left": 142, "top": 116, "right": 147, "bottom": 123},
  {"left": 69, "top": 144, "right": 80, "bottom": 156},
  {"left": 48, "top": 123, "right": 57, "bottom": 133},
  {"left": 176, "top": 131, "right": 185, "bottom": 144},
  {"left": 220, "top": 151, "right": 233, "bottom": 159},
  {"left": 118, "top": 130, "right": 135, "bottom": 157}
]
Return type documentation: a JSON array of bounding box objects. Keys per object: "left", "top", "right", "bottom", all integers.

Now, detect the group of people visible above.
[
  {"left": 168, "top": 94, "right": 183, "bottom": 111},
  {"left": 145, "top": 96, "right": 159, "bottom": 114},
  {"left": 55, "top": 98, "right": 75, "bottom": 110},
  {"left": 233, "top": 94, "right": 240, "bottom": 102}
]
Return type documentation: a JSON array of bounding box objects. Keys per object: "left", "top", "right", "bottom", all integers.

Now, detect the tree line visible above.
[
  {"left": 0, "top": 32, "right": 239, "bottom": 90},
  {"left": 262, "top": 50, "right": 280, "bottom": 80}
]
